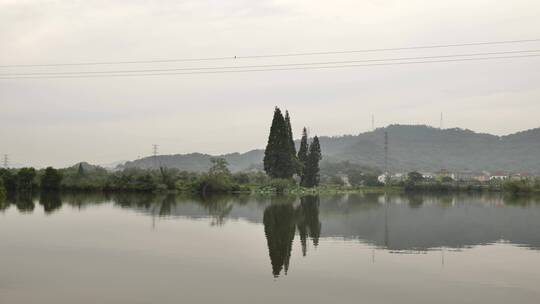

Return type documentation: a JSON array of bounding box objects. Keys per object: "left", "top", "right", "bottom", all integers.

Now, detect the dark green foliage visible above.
[
  {"left": 263, "top": 195, "right": 321, "bottom": 276},
  {"left": 267, "top": 178, "right": 295, "bottom": 194},
  {"left": 263, "top": 203, "right": 296, "bottom": 277},
  {"left": 441, "top": 176, "right": 454, "bottom": 183},
  {"left": 363, "top": 174, "right": 383, "bottom": 187},
  {"left": 301, "top": 136, "right": 322, "bottom": 188},
  {"left": 297, "top": 127, "right": 309, "bottom": 176},
  {"left": 0, "top": 169, "right": 17, "bottom": 192},
  {"left": 195, "top": 158, "right": 240, "bottom": 194},
  {"left": 16, "top": 167, "right": 36, "bottom": 192},
  {"left": 134, "top": 173, "right": 158, "bottom": 192},
  {"left": 503, "top": 180, "right": 532, "bottom": 194},
  {"left": 284, "top": 111, "right": 297, "bottom": 157},
  {"left": 15, "top": 192, "right": 35, "bottom": 212},
  {"left": 39, "top": 191, "right": 62, "bottom": 214},
  {"left": 263, "top": 107, "right": 297, "bottom": 179},
  {"left": 0, "top": 178, "right": 5, "bottom": 203},
  {"left": 296, "top": 195, "right": 321, "bottom": 255},
  {"left": 40, "top": 167, "right": 63, "bottom": 190},
  {"left": 159, "top": 167, "right": 176, "bottom": 190},
  {"left": 102, "top": 169, "right": 153, "bottom": 191},
  {"left": 232, "top": 172, "right": 250, "bottom": 184},
  {"left": 407, "top": 171, "right": 424, "bottom": 183},
  {"left": 77, "top": 163, "right": 85, "bottom": 176}
]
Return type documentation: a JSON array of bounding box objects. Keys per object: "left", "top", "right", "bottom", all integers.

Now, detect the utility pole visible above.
[
  {"left": 371, "top": 114, "right": 375, "bottom": 131},
  {"left": 2, "top": 154, "right": 8, "bottom": 168},
  {"left": 440, "top": 112, "right": 444, "bottom": 129}
]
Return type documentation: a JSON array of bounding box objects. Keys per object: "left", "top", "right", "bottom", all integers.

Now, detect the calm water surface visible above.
[{"left": 1, "top": 193, "right": 540, "bottom": 303}]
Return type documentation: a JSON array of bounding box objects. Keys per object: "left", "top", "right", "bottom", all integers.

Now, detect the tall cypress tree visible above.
[
  {"left": 284, "top": 110, "right": 299, "bottom": 174},
  {"left": 302, "top": 136, "right": 322, "bottom": 188},
  {"left": 284, "top": 111, "right": 296, "bottom": 155},
  {"left": 263, "top": 107, "right": 296, "bottom": 179},
  {"left": 297, "top": 127, "right": 308, "bottom": 178}
]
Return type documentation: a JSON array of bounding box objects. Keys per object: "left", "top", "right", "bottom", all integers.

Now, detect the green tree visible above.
[
  {"left": 0, "top": 169, "right": 17, "bottom": 192},
  {"left": 0, "top": 177, "right": 6, "bottom": 203},
  {"left": 297, "top": 127, "right": 309, "bottom": 176},
  {"left": 209, "top": 158, "right": 231, "bottom": 176},
  {"left": 134, "top": 173, "right": 157, "bottom": 192},
  {"left": 40, "top": 167, "right": 63, "bottom": 190},
  {"left": 302, "top": 136, "right": 322, "bottom": 188},
  {"left": 77, "top": 163, "right": 85, "bottom": 176},
  {"left": 196, "top": 158, "right": 237, "bottom": 194},
  {"left": 17, "top": 167, "right": 36, "bottom": 192},
  {"left": 284, "top": 110, "right": 297, "bottom": 156},
  {"left": 407, "top": 171, "right": 424, "bottom": 183},
  {"left": 263, "top": 107, "right": 296, "bottom": 179}
]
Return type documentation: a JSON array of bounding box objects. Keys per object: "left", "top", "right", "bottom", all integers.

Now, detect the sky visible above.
[{"left": 1, "top": 0, "right": 540, "bottom": 168}]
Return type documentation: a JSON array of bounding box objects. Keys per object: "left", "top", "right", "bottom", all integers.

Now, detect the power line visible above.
[
  {"left": 2, "top": 49, "right": 538, "bottom": 77},
  {"left": 1, "top": 53, "right": 538, "bottom": 79},
  {"left": 1, "top": 38, "right": 539, "bottom": 68}
]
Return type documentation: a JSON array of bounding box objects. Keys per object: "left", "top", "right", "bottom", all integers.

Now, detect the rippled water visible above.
[{"left": 1, "top": 192, "right": 539, "bottom": 303}]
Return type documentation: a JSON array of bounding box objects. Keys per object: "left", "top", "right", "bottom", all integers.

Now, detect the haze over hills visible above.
[{"left": 119, "top": 125, "right": 540, "bottom": 174}]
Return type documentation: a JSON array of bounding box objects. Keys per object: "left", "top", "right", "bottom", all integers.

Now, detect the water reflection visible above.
[{"left": 2, "top": 191, "right": 540, "bottom": 276}]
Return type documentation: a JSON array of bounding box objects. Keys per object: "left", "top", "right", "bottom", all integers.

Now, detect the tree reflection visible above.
[
  {"left": 296, "top": 195, "right": 321, "bottom": 256},
  {"left": 15, "top": 192, "right": 35, "bottom": 212},
  {"left": 39, "top": 191, "right": 62, "bottom": 214},
  {"left": 263, "top": 195, "right": 322, "bottom": 277},
  {"left": 263, "top": 202, "right": 296, "bottom": 277}
]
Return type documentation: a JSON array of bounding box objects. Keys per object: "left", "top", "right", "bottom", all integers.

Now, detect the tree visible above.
[
  {"left": 407, "top": 171, "right": 424, "bottom": 183},
  {"left": 17, "top": 167, "right": 36, "bottom": 192},
  {"left": 40, "top": 167, "right": 63, "bottom": 190},
  {"left": 0, "top": 169, "right": 17, "bottom": 192},
  {"left": 284, "top": 111, "right": 296, "bottom": 156},
  {"left": 77, "top": 163, "right": 85, "bottom": 176},
  {"left": 297, "top": 127, "right": 309, "bottom": 176},
  {"left": 263, "top": 107, "right": 296, "bottom": 179},
  {"left": 0, "top": 177, "right": 6, "bottom": 203},
  {"left": 196, "top": 158, "right": 237, "bottom": 194},
  {"left": 284, "top": 111, "right": 299, "bottom": 173},
  {"left": 209, "top": 158, "right": 231, "bottom": 176},
  {"left": 302, "top": 136, "right": 322, "bottom": 187}
]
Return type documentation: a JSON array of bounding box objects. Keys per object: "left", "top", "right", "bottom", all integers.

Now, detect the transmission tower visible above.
[
  {"left": 384, "top": 131, "right": 388, "bottom": 174},
  {"left": 2, "top": 154, "right": 8, "bottom": 168},
  {"left": 152, "top": 144, "right": 159, "bottom": 169}
]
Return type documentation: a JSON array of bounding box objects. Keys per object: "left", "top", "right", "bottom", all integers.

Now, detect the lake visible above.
[{"left": 1, "top": 192, "right": 540, "bottom": 303}]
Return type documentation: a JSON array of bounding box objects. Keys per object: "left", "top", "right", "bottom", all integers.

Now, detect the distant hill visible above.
[{"left": 119, "top": 125, "right": 540, "bottom": 174}]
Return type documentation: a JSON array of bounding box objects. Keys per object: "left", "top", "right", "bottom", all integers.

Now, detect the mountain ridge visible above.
[{"left": 119, "top": 125, "right": 540, "bottom": 174}]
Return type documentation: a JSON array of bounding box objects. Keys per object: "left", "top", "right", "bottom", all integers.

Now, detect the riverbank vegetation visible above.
[{"left": 1, "top": 107, "right": 539, "bottom": 197}]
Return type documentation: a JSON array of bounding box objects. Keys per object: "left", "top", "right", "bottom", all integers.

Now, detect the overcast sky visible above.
[{"left": 1, "top": 0, "right": 539, "bottom": 168}]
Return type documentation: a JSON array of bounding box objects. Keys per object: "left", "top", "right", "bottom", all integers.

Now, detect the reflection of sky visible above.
[{"left": 2, "top": 193, "right": 540, "bottom": 303}]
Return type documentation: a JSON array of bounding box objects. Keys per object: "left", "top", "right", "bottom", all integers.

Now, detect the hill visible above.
[{"left": 119, "top": 125, "right": 540, "bottom": 174}]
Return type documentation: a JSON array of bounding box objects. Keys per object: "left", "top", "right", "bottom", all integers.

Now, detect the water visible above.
[{"left": 1, "top": 192, "right": 540, "bottom": 303}]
